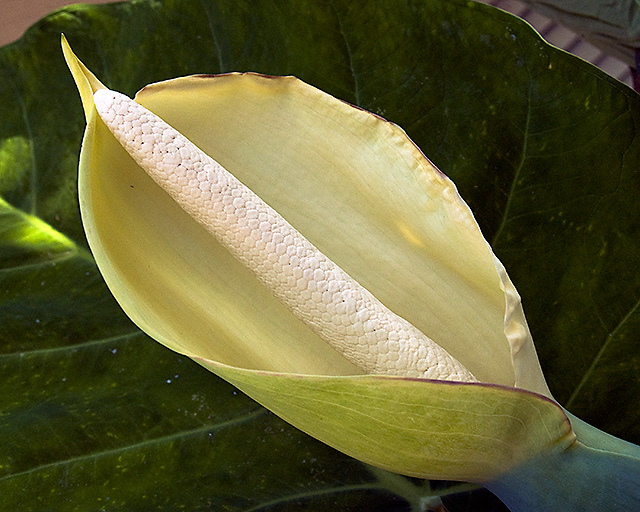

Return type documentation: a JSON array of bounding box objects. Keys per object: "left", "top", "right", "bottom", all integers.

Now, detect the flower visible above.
[{"left": 63, "top": 36, "right": 573, "bottom": 482}]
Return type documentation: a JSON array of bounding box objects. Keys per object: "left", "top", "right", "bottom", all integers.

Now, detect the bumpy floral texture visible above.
[{"left": 93, "top": 88, "right": 476, "bottom": 382}]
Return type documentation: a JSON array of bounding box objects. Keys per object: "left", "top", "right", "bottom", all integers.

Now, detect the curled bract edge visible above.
[{"left": 62, "top": 35, "right": 573, "bottom": 481}]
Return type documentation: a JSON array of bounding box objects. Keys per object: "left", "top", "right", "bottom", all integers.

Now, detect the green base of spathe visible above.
[{"left": 486, "top": 412, "right": 640, "bottom": 511}]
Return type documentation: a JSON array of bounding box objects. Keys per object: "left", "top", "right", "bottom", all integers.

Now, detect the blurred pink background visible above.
[{"left": 1, "top": 0, "right": 116, "bottom": 46}]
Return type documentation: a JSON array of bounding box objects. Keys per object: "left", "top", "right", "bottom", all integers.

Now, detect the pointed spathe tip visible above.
[{"left": 61, "top": 34, "right": 108, "bottom": 121}]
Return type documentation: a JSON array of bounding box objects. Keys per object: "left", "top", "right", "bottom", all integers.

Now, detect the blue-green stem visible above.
[{"left": 485, "top": 412, "right": 640, "bottom": 511}]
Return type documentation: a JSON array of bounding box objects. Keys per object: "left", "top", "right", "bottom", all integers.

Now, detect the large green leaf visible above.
[{"left": 1, "top": 0, "right": 638, "bottom": 510}]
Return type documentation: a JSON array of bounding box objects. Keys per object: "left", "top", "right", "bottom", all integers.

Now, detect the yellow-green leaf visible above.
[{"left": 204, "top": 361, "right": 574, "bottom": 481}]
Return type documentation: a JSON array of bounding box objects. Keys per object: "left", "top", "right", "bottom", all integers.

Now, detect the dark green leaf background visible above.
[{"left": 1, "top": 0, "right": 639, "bottom": 510}]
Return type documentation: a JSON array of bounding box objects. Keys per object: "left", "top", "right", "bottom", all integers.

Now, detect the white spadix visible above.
[{"left": 93, "top": 88, "right": 476, "bottom": 382}]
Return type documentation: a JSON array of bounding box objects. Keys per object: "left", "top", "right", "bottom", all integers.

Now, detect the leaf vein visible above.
[
  {"left": 566, "top": 298, "right": 640, "bottom": 408},
  {"left": 491, "top": 83, "right": 533, "bottom": 246},
  {"left": 0, "top": 408, "right": 265, "bottom": 484},
  {"left": 328, "top": 1, "right": 360, "bottom": 105}
]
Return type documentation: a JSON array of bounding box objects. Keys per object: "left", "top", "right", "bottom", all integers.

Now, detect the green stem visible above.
[{"left": 484, "top": 412, "right": 640, "bottom": 511}]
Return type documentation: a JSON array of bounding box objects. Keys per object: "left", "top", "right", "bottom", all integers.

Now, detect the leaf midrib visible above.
[
  {"left": 566, "top": 298, "right": 640, "bottom": 408},
  {"left": 0, "top": 408, "right": 265, "bottom": 484}
]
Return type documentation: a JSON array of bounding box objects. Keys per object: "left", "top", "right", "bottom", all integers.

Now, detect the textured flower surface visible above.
[{"left": 63, "top": 36, "right": 574, "bottom": 482}]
